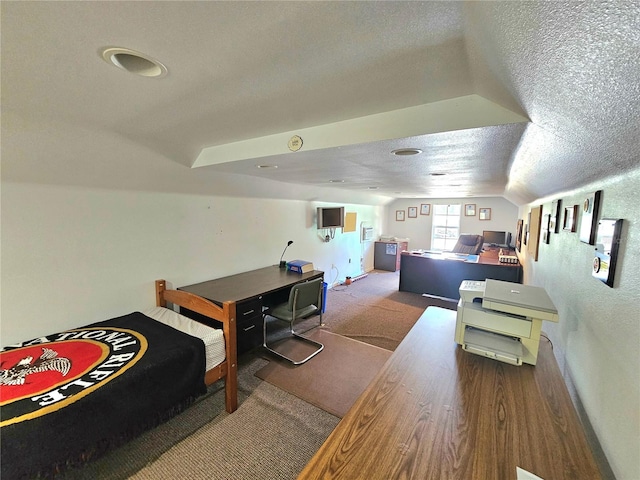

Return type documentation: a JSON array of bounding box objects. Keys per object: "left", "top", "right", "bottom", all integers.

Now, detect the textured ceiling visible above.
[{"left": 2, "top": 1, "right": 639, "bottom": 205}]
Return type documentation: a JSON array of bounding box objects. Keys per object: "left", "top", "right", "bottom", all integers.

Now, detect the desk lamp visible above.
[{"left": 279, "top": 240, "right": 293, "bottom": 268}]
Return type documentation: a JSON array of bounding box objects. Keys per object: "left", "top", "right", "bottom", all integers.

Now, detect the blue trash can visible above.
[{"left": 322, "top": 281, "right": 328, "bottom": 313}]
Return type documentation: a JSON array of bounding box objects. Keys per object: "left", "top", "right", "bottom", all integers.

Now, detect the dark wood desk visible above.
[
  {"left": 179, "top": 266, "right": 323, "bottom": 354},
  {"left": 399, "top": 250, "right": 522, "bottom": 300},
  {"left": 299, "top": 307, "right": 600, "bottom": 480}
]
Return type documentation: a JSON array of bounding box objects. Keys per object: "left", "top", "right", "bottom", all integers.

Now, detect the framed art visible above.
[
  {"left": 408, "top": 207, "right": 418, "bottom": 218},
  {"left": 479, "top": 208, "right": 491, "bottom": 220},
  {"left": 515, "top": 219, "right": 524, "bottom": 252},
  {"left": 465, "top": 204, "right": 476, "bottom": 216},
  {"left": 563, "top": 205, "right": 578, "bottom": 232},
  {"left": 579, "top": 190, "right": 602, "bottom": 245},
  {"left": 396, "top": 210, "right": 405, "bottom": 221},
  {"left": 420, "top": 204, "right": 431, "bottom": 215},
  {"left": 592, "top": 218, "right": 623, "bottom": 287},
  {"left": 550, "top": 199, "right": 562, "bottom": 233},
  {"left": 542, "top": 213, "right": 551, "bottom": 244}
]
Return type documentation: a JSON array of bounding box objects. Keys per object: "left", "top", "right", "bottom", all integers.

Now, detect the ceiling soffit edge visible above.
[{"left": 192, "top": 94, "right": 529, "bottom": 168}]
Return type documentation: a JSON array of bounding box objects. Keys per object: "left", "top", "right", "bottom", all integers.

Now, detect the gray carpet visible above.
[
  {"left": 62, "top": 355, "right": 339, "bottom": 480},
  {"left": 130, "top": 360, "right": 339, "bottom": 480}
]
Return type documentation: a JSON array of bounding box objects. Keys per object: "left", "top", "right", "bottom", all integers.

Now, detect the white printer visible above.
[{"left": 455, "top": 279, "right": 558, "bottom": 366}]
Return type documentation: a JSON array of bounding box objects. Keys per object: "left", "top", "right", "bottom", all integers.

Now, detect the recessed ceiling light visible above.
[
  {"left": 367, "top": 186, "right": 379, "bottom": 190},
  {"left": 391, "top": 148, "right": 422, "bottom": 156},
  {"left": 430, "top": 172, "right": 446, "bottom": 176},
  {"left": 329, "top": 179, "right": 344, "bottom": 183},
  {"left": 100, "top": 47, "right": 168, "bottom": 78},
  {"left": 257, "top": 164, "right": 278, "bottom": 169}
]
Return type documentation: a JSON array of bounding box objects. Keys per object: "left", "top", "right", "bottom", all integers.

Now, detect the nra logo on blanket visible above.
[{"left": 0, "top": 328, "right": 148, "bottom": 426}]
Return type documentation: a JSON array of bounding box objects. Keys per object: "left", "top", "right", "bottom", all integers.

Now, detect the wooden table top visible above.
[{"left": 298, "top": 307, "right": 600, "bottom": 480}]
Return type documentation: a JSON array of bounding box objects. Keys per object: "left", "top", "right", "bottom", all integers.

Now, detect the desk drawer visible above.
[
  {"left": 237, "top": 298, "right": 262, "bottom": 320},
  {"left": 236, "top": 298, "right": 263, "bottom": 354},
  {"left": 237, "top": 315, "right": 263, "bottom": 354}
]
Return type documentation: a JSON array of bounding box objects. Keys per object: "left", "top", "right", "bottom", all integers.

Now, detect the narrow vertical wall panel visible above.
[{"left": 528, "top": 206, "right": 542, "bottom": 261}]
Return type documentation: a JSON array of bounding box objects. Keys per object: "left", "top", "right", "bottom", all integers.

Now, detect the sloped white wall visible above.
[{"left": 1, "top": 182, "right": 384, "bottom": 346}]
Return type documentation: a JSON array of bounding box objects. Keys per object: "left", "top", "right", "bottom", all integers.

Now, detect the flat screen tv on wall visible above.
[{"left": 317, "top": 207, "right": 345, "bottom": 229}]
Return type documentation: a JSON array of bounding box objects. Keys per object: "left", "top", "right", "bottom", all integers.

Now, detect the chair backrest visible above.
[
  {"left": 451, "top": 234, "right": 484, "bottom": 254},
  {"left": 288, "top": 278, "right": 323, "bottom": 314}
]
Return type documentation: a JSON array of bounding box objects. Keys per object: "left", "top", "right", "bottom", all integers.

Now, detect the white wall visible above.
[
  {"left": 385, "top": 196, "right": 518, "bottom": 249},
  {"left": 517, "top": 169, "right": 640, "bottom": 480},
  {"left": 1, "top": 182, "right": 384, "bottom": 346}
]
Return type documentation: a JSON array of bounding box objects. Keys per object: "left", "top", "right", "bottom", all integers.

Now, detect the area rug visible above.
[
  {"left": 322, "top": 270, "right": 457, "bottom": 351},
  {"left": 255, "top": 329, "right": 392, "bottom": 418}
]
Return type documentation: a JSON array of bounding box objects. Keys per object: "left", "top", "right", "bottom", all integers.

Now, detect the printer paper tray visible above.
[{"left": 463, "top": 328, "right": 523, "bottom": 366}]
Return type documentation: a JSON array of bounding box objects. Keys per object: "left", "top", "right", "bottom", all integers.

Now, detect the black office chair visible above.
[
  {"left": 263, "top": 277, "right": 324, "bottom": 365},
  {"left": 451, "top": 234, "right": 484, "bottom": 254}
]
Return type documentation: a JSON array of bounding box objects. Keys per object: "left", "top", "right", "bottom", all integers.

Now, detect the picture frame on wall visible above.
[
  {"left": 550, "top": 199, "right": 562, "bottom": 233},
  {"left": 592, "top": 218, "right": 623, "bottom": 288},
  {"left": 408, "top": 206, "right": 418, "bottom": 218},
  {"left": 465, "top": 204, "right": 476, "bottom": 216},
  {"left": 579, "top": 190, "right": 602, "bottom": 245},
  {"left": 479, "top": 208, "right": 491, "bottom": 220},
  {"left": 563, "top": 205, "right": 578, "bottom": 232},
  {"left": 515, "top": 219, "right": 524, "bottom": 252},
  {"left": 420, "top": 203, "right": 431, "bottom": 215},
  {"left": 542, "top": 214, "right": 551, "bottom": 244},
  {"left": 396, "top": 210, "right": 405, "bottom": 221}
]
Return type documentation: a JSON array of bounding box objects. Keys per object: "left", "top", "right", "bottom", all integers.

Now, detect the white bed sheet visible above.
[{"left": 143, "top": 306, "right": 225, "bottom": 371}]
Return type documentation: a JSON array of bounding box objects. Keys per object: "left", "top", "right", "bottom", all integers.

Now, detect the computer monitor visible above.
[{"left": 483, "top": 230, "right": 510, "bottom": 247}]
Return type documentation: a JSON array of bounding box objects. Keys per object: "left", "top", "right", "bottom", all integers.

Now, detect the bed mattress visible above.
[{"left": 144, "top": 306, "right": 226, "bottom": 371}]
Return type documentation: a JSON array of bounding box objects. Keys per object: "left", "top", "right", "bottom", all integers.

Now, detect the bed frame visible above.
[{"left": 155, "top": 279, "right": 238, "bottom": 413}]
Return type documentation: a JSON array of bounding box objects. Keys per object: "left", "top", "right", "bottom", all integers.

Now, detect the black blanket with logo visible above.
[{"left": 0, "top": 312, "right": 207, "bottom": 479}]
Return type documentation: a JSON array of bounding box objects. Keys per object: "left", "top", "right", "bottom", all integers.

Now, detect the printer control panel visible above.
[{"left": 459, "top": 280, "right": 485, "bottom": 302}]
